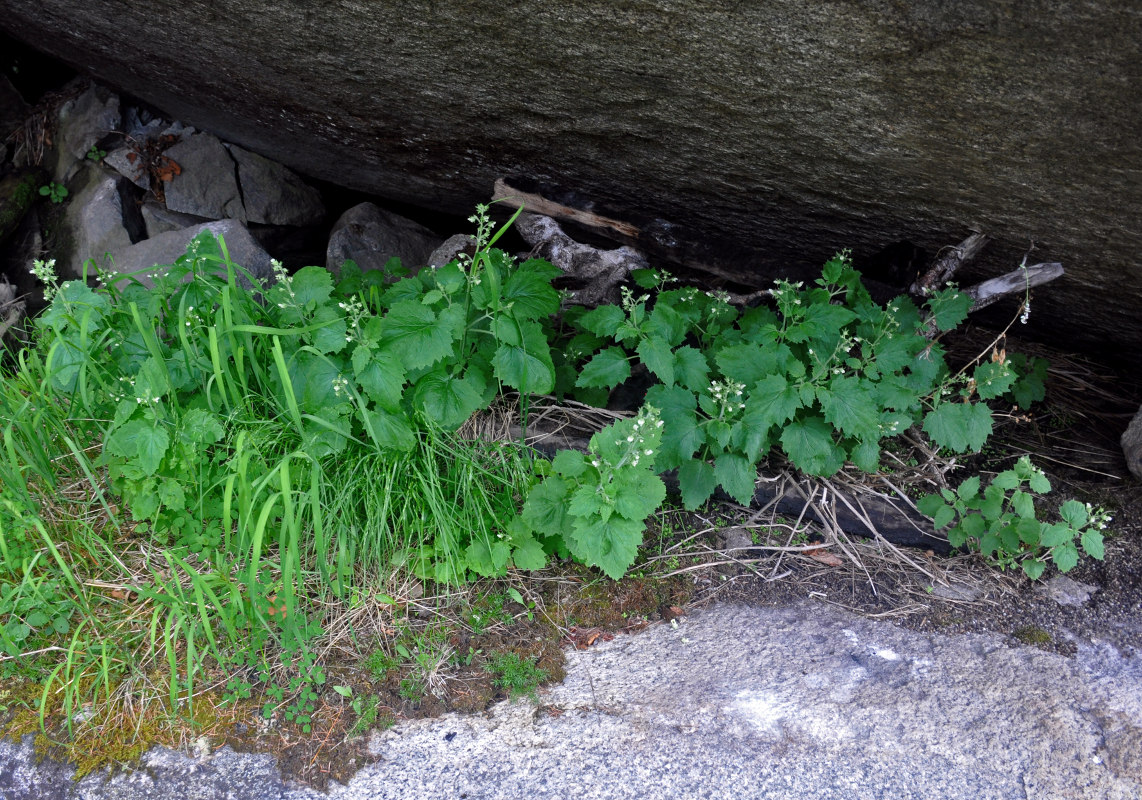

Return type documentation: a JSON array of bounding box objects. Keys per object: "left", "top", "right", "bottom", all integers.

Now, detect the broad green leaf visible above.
[
  {"left": 510, "top": 534, "right": 549, "bottom": 571},
  {"left": 780, "top": 415, "right": 845, "bottom": 476},
  {"left": 157, "top": 478, "right": 186, "bottom": 511},
  {"left": 552, "top": 449, "right": 587, "bottom": 478},
  {"left": 957, "top": 476, "right": 982, "bottom": 502},
  {"left": 135, "top": 356, "right": 171, "bottom": 402},
  {"left": 848, "top": 438, "right": 880, "bottom": 472},
  {"left": 412, "top": 371, "right": 485, "bottom": 428},
  {"left": 673, "top": 347, "right": 709, "bottom": 392},
  {"left": 916, "top": 493, "right": 946, "bottom": 519},
  {"left": 645, "top": 302, "right": 687, "bottom": 346},
  {"left": 1038, "top": 522, "right": 1073, "bottom": 548},
  {"left": 291, "top": 266, "right": 334, "bottom": 309},
  {"left": 1022, "top": 558, "right": 1046, "bottom": 580},
  {"left": 380, "top": 300, "right": 460, "bottom": 370},
  {"left": 353, "top": 347, "right": 406, "bottom": 410},
  {"left": 922, "top": 402, "right": 993, "bottom": 453},
  {"left": 1011, "top": 490, "right": 1036, "bottom": 520},
  {"left": 107, "top": 419, "right": 170, "bottom": 476},
  {"left": 972, "top": 360, "right": 1016, "bottom": 400},
  {"left": 799, "top": 303, "right": 856, "bottom": 346},
  {"left": 491, "top": 319, "right": 555, "bottom": 394},
  {"left": 179, "top": 408, "right": 225, "bottom": 445},
  {"left": 714, "top": 453, "right": 755, "bottom": 506},
  {"left": 646, "top": 386, "right": 701, "bottom": 468},
  {"left": 360, "top": 406, "right": 416, "bottom": 452},
  {"left": 926, "top": 288, "right": 972, "bottom": 332},
  {"left": 613, "top": 470, "right": 667, "bottom": 521},
  {"left": 818, "top": 375, "right": 879, "bottom": 440},
  {"left": 715, "top": 343, "right": 771, "bottom": 388},
  {"left": 569, "top": 484, "right": 611, "bottom": 521},
  {"left": 678, "top": 458, "right": 716, "bottom": 510},
  {"left": 576, "top": 347, "right": 631, "bottom": 389},
  {"left": 522, "top": 478, "right": 573, "bottom": 537},
  {"left": 312, "top": 308, "right": 348, "bottom": 355},
  {"left": 933, "top": 504, "right": 957, "bottom": 530},
  {"left": 1058, "top": 499, "right": 1088, "bottom": 529},
  {"left": 637, "top": 336, "right": 675, "bottom": 385},
  {"left": 1081, "top": 529, "right": 1105, "bottom": 560},
  {"left": 577, "top": 305, "right": 626, "bottom": 338},
  {"left": 26, "top": 611, "right": 49, "bottom": 628},
  {"left": 565, "top": 515, "right": 645, "bottom": 580},
  {"left": 745, "top": 374, "right": 802, "bottom": 430},
  {"left": 1017, "top": 517, "right": 1042, "bottom": 545},
  {"left": 287, "top": 350, "right": 340, "bottom": 413},
  {"left": 466, "top": 538, "right": 511, "bottom": 577},
  {"left": 1051, "top": 541, "right": 1080, "bottom": 572},
  {"left": 502, "top": 267, "right": 559, "bottom": 319}
]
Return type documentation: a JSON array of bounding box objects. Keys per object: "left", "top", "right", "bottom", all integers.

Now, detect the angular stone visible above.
[
  {"left": 1039, "top": 575, "right": 1098, "bottom": 608},
  {"left": 162, "top": 133, "right": 246, "bottom": 223},
  {"left": 52, "top": 83, "right": 119, "bottom": 183},
  {"left": 56, "top": 165, "right": 134, "bottom": 279},
  {"left": 427, "top": 233, "right": 472, "bottom": 268},
  {"left": 140, "top": 200, "right": 210, "bottom": 238},
  {"left": 325, "top": 203, "right": 439, "bottom": 277},
  {"left": 103, "top": 145, "right": 150, "bottom": 190},
  {"left": 102, "top": 219, "right": 274, "bottom": 289},
  {"left": 226, "top": 144, "right": 324, "bottom": 226}
]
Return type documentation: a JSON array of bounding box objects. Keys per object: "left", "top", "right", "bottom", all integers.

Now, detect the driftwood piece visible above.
[
  {"left": 964, "top": 261, "right": 1064, "bottom": 312},
  {"left": 909, "top": 232, "right": 990, "bottom": 296},
  {"left": 514, "top": 213, "right": 649, "bottom": 307},
  {"left": 492, "top": 178, "right": 640, "bottom": 240}
]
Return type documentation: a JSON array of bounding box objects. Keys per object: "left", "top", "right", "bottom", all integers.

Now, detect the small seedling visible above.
[
  {"left": 86, "top": 145, "right": 107, "bottom": 162},
  {"left": 39, "top": 182, "right": 68, "bottom": 204}
]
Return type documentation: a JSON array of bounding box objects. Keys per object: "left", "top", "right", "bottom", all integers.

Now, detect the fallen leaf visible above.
[{"left": 805, "top": 547, "right": 843, "bottom": 567}]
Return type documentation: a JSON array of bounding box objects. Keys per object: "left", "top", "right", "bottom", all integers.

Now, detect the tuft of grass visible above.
[{"left": 483, "top": 651, "right": 548, "bottom": 701}]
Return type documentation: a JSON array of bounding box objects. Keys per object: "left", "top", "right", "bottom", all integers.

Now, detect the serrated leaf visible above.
[
  {"left": 565, "top": 515, "right": 645, "bottom": 580},
  {"left": 1081, "top": 529, "right": 1105, "bottom": 560},
  {"left": 646, "top": 385, "right": 701, "bottom": 469},
  {"left": 412, "top": 371, "right": 485, "bottom": 428},
  {"left": 522, "top": 478, "right": 573, "bottom": 537},
  {"left": 849, "top": 438, "right": 880, "bottom": 472},
  {"left": 1038, "top": 522, "right": 1073, "bottom": 548},
  {"left": 926, "top": 288, "right": 972, "bottom": 332},
  {"left": 380, "top": 300, "right": 460, "bottom": 370},
  {"left": 312, "top": 311, "right": 348, "bottom": 355},
  {"left": 179, "top": 408, "right": 225, "bottom": 445},
  {"left": 552, "top": 449, "right": 587, "bottom": 478},
  {"left": 714, "top": 453, "right": 755, "bottom": 506},
  {"left": 577, "top": 305, "right": 626, "bottom": 338},
  {"left": 157, "top": 478, "right": 186, "bottom": 510},
  {"left": 780, "top": 415, "right": 845, "bottom": 477},
  {"left": 745, "top": 374, "right": 803, "bottom": 430},
  {"left": 1022, "top": 558, "right": 1046, "bottom": 580},
  {"left": 576, "top": 347, "right": 631, "bottom": 389},
  {"left": 818, "top": 375, "right": 880, "bottom": 440},
  {"left": 353, "top": 348, "right": 406, "bottom": 410},
  {"left": 502, "top": 267, "right": 561, "bottom": 320},
  {"left": 715, "top": 343, "right": 770, "bottom": 388},
  {"left": 1011, "top": 490, "right": 1036, "bottom": 520},
  {"left": 107, "top": 419, "right": 170, "bottom": 476},
  {"left": 291, "top": 266, "right": 334, "bottom": 308},
  {"left": 492, "top": 319, "right": 555, "bottom": 394},
  {"left": 1058, "top": 499, "right": 1088, "bottom": 529},
  {"left": 972, "top": 360, "right": 1016, "bottom": 400},
  {"left": 673, "top": 347, "right": 709, "bottom": 392},
  {"left": 637, "top": 336, "right": 675, "bottom": 385},
  {"left": 1052, "top": 541, "right": 1080, "bottom": 572},
  {"left": 922, "top": 402, "right": 993, "bottom": 453},
  {"left": 916, "top": 493, "right": 947, "bottom": 519},
  {"left": 645, "top": 302, "right": 687, "bottom": 346},
  {"left": 613, "top": 469, "right": 667, "bottom": 520},
  {"left": 465, "top": 538, "right": 511, "bottom": 578},
  {"left": 569, "top": 484, "right": 611, "bottom": 521},
  {"left": 678, "top": 458, "right": 717, "bottom": 510},
  {"left": 510, "top": 534, "right": 549, "bottom": 571}
]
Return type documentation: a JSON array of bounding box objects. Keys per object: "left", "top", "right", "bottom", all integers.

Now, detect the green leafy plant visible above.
[
  {"left": 39, "top": 182, "right": 68, "bottom": 204},
  {"left": 518, "top": 405, "right": 667, "bottom": 579},
  {"left": 86, "top": 145, "right": 107, "bottom": 162},
  {"left": 917, "top": 455, "right": 1110, "bottom": 578},
  {"left": 483, "top": 651, "right": 548, "bottom": 701},
  {"left": 567, "top": 252, "right": 1000, "bottom": 512}
]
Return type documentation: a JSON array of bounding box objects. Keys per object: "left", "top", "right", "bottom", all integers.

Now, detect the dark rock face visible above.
[{"left": 2, "top": 1, "right": 1140, "bottom": 357}]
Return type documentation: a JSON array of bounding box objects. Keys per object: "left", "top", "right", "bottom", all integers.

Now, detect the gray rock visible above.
[
  {"left": 103, "top": 145, "right": 150, "bottom": 190},
  {"left": 1040, "top": 575, "right": 1099, "bottom": 607},
  {"left": 140, "top": 200, "right": 210, "bottom": 238},
  {"left": 162, "top": 133, "right": 246, "bottom": 223},
  {"left": 51, "top": 83, "right": 119, "bottom": 183},
  {"left": 3, "top": 602, "right": 1139, "bottom": 800},
  {"left": 5, "top": 1, "right": 1142, "bottom": 361},
  {"left": 101, "top": 220, "right": 274, "bottom": 290},
  {"left": 1122, "top": 407, "right": 1142, "bottom": 480},
  {"left": 55, "top": 166, "right": 135, "bottom": 279},
  {"left": 226, "top": 144, "right": 324, "bottom": 226},
  {"left": 427, "top": 233, "right": 472, "bottom": 268},
  {"left": 325, "top": 202, "right": 439, "bottom": 277}
]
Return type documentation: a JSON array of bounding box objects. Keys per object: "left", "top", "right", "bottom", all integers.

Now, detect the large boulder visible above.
[
  {"left": 54, "top": 164, "right": 138, "bottom": 279},
  {"left": 162, "top": 133, "right": 246, "bottom": 222},
  {"left": 2, "top": 2, "right": 1141, "bottom": 358},
  {"left": 326, "top": 202, "right": 440, "bottom": 276}
]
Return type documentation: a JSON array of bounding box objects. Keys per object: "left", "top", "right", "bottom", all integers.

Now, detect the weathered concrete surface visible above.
[
  {"left": 1, "top": 603, "right": 1139, "bottom": 799},
  {"left": 0, "top": 2, "right": 1140, "bottom": 359}
]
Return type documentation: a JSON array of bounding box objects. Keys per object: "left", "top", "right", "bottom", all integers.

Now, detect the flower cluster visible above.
[
  {"left": 271, "top": 259, "right": 296, "bottom": 308},
  {"left": 589, "top": 404, "right": 663, "bottom": 471},
  {"left": 338, "top": 296, "right": 367, "bottom": 343},
  {"left": 331, "top": 374, "right": 351, "bottom": 397},
  {"left": 708, "top": 379, "right": 746, "bottom": 417},
  {"left": 1085, "top": 503, "right": 1113, "bottom": 531},
  {"left": 29, "top": 258, "right": 59, "bottom": 302}
]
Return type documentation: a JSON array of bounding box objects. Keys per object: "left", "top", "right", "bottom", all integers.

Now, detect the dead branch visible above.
[
  {"left": 910, "top": 232, "right": 990, "bottom": 295},
  {"left": 964, "top": 261, "right": 1064, "bottom": 312},
  {"left": 493, "top": 178, "right": 640, "bottom": 240}
]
